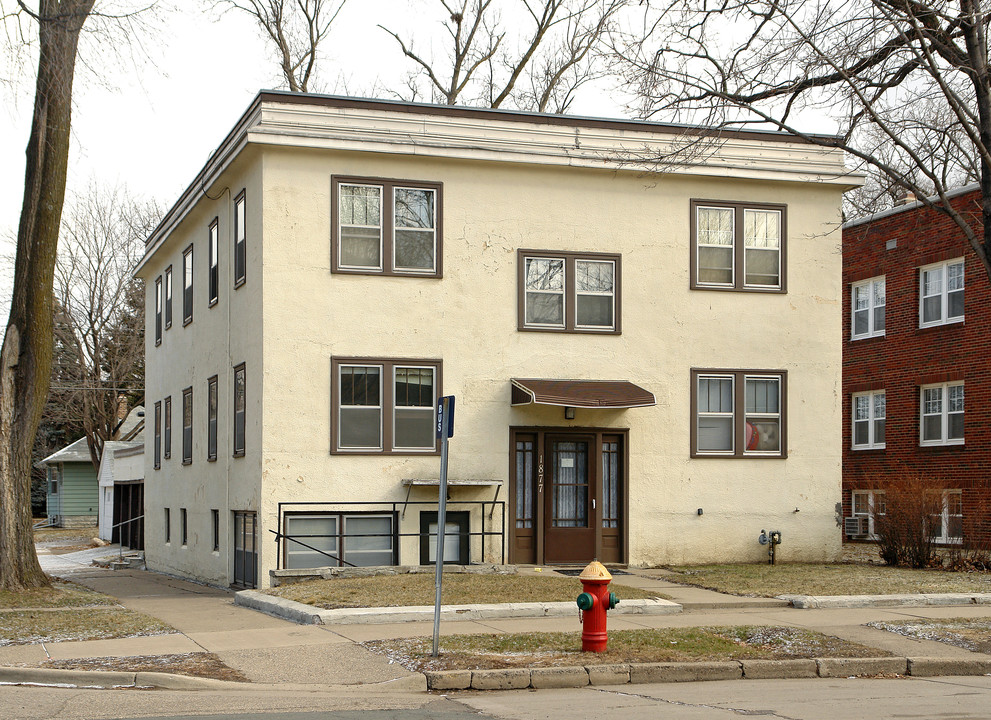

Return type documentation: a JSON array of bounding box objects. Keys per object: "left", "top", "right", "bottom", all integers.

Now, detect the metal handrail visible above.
[
  {"left": 275, "top": 500, "right": 506, "bottom": 570},
  {"left": 268, "top": 529, "right": 356, "bottom": 567},
  {"left": 111, "top": 514, "right": 145, "bottom": 561}
]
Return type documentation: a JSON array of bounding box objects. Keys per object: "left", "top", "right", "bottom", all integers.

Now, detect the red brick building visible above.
[{"left": 843, "top": 185, "right": 991, "bottom": 547}]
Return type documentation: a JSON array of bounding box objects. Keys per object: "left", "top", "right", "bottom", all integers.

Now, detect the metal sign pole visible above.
[{"left": 432, "top": 395, "right": 454, "bottom": 658}]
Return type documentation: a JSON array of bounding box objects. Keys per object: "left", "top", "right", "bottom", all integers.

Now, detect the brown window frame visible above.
[
  {"left": 517, "top": 249, "right": 621, "bottom": 334},
  {"left": 164, "top": 396, "right": 172, "bottom": 460},
  {"left": 690, "top": 199, "right": 787, "bottom": 293},
  {"left": 154, "top": 276, "right": 162, "bottom": 346},
  {"left": 182, "top": 386, "right": 193, "bottom": 465},
  {"left": 153, "top": 401, "right": 161, "bottom": 470},
  {"left": 207, "top": 375, "right": 218, "bottom": 461},
  {"left": 164, "top": 265, "right": 173, "bottom": 329},
  {"left": 234, "top": 190, "right": 246, "bottom": 288},
  {"left": 233, "top": 363, "right": 246, "bottom": 458},
  {"left": 330, "top": 357, "right": 442, "bottom": 455},
  {"left": 182, "top": 244, "right": 194, "bottom": 325},
  {"left": 690, "top": 368, "right": 788, "bottom": 458},
  {"left": 208, "top": 218, "right": 219, "bottom": 307},
  {"left": 331, "top": 175, "right": 443, "bottom": 278}
]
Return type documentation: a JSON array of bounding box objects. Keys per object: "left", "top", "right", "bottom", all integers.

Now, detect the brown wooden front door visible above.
[
  {"left": 544, "top": 435, "right": 595, "bottom": 563},
  {"left": 510, "top": 428, "right": 626, "bottom": 566}
]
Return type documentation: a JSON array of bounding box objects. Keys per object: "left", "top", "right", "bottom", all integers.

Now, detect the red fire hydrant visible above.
[{"left": 575, "top": 560, "right": 619, "bottom": 652}]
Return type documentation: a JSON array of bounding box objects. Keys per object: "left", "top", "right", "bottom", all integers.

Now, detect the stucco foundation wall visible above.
[
  {"left": 140, "top": 151, "right": 265, "bottom": 588},
  {"left": 256, "top": 145, "right": 844, "bottom": 582}
]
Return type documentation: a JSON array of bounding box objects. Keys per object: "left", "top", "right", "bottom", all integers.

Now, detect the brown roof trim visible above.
[
  {"left": 257, "top": 90, "right": 840, "bottom": 145},
  {"left": 511, "top": 378, "right": 655, "bottom": 409}
]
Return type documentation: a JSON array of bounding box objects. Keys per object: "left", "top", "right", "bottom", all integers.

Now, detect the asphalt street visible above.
[{"left": 6, "top": 675, "right": 991, "bottom": 720}]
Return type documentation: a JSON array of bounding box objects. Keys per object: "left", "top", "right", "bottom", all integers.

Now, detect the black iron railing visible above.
[{"left": 273, "top": 500, "right": 505, "bottom": 570}]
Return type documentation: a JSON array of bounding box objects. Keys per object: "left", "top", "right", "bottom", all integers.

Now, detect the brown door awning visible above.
[{"left": 511, "top": 378, "right": 655, "bottom": 409}]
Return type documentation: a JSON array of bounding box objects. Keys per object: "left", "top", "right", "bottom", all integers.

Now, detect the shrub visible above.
[{"left": 870, "top": 476, "right": 944, "bottom": 569}]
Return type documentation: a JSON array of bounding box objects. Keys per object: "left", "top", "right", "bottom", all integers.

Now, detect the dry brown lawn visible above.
[
  {"left": 266, "top": 573, "right": 657, "bottom": 609},
  {"left": 367, "top": 625, "right": 888, "bottom": 673},
  {"left": 667, "top": 563, "right": 991, "bottom": 597}
]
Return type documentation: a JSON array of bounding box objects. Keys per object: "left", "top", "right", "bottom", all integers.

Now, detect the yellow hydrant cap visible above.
[{"left": 578, "top": 560, "right": 612, "bottom": 581}]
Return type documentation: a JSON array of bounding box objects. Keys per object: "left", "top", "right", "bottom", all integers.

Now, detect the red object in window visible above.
[{"left": 746, "top": 421, "right": 760, "bottom": 451}]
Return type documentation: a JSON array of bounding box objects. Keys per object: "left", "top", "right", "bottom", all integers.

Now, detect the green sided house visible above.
[{"left": 39, "top": 438, "right": 99, "bottom": 529}]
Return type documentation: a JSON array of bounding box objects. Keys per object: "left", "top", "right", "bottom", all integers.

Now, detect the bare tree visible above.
[
  {"left": 612, "top": 1, "right": 991, "bottom": 282},
  {"left": 381, "top": 0, "right": 625, "bottom": 111},
  {"left": 1, "top": 0, "right": 97, "bottom": 590},
  {"left": 217, "top": 0, "right": 347, "bottom": 92},
  {"left": 48, "top": 183, "right": 156, "bottom": 470}
]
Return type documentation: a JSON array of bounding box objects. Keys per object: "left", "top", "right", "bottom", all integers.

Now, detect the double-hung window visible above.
[
  {"left": 852, "top": 390, "right": 885, "bottom": 450},
  {"left": 234, "top": 190, "right": 246, "bottom": 287},
  {"left": 332, "top": 358, "right": 440, "bottom": 454},
  {"left": 691, "top": 200, "right": 786, "bottom": 291},
  {"left": 692, "top": 369, "right": 786, "bottom": 457},
  {"left": 208, "top": 218, "right": 219, "bottom": 306},
  {"left": 182, "top": 387, "right": 193, "bottom": 464},
  {"left": 153, "top": 401, "right": 161, "bottom": 469},
  {"left": 164, "top": 265, "right": 173, "bottom": 329},
  {"left": 851, "top": 277, "right": 885, "bottom": 339},
  {"left": 929, "top": 489, "right": 963, "bottom": 543},
  {"left": 164, "top": 396, "right": 172, "bottom": 459},
  {"left": 851, "top": 490, "right": 886, "bottom": 538},
  {"left": 182, "top": 245, "right": 193, "bottom": 325},
  {"left": 233, "top": 363, "right": 245, "bottom": 457},
  {"left": 920, "top": 381, "right": 964, "bottom": 446},
  {"left": 332, "top": 177, "right": 442, "bottom": 277},
  {"left": 154, "top": 277, "right": 163, "bottom": 345},
  {"left": 920, "top": 259, "right": 964, "bottom": 327},
  {"left": 519, "top": 250, "right": 620, "bottom": 333},
  {"left": 207, "top": 375, "right": 218, "bottom": 461}
]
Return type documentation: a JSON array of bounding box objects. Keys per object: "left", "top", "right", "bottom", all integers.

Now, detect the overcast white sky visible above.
[{"left": 1, "top": 0, "right": 642, "bottom": 319}]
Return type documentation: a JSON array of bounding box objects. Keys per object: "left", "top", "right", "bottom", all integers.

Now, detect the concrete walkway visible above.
[{"left": 4, "top": 546, "right": 991, "bottom": 691}]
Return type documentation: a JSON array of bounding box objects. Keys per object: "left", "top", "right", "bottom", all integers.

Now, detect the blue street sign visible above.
[{"left": 435, "top": 395, "right": 455, "bottom": 439}]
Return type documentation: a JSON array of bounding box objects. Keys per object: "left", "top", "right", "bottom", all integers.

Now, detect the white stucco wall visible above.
[
  {"left": 256, "top": 146, "right": 845, "bottom": 583},
  {"left": 138, "top": 96, "right": 852, "bottom": 588}
]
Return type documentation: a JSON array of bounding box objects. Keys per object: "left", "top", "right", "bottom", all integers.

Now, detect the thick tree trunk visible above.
[{"left": 0, "top": 0, "right": 95, "bottom": 591}]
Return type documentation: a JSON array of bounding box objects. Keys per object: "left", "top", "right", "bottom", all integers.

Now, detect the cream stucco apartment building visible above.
[{"left": 136, "top": 92, "right": 859, "bottom": 589}]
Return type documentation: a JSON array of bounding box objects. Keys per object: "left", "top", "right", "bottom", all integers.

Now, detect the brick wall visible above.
[{"left": 842, "top": 189, "right": 991, "bottom": 543}]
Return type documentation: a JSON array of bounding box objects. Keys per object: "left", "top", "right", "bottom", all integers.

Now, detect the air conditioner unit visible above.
[{"left": 844, "top": 516, "right": 870, "bottom": 537}]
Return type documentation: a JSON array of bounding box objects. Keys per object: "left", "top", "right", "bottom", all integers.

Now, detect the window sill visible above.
[
  {"left": 918, "top": 318, "right": 964, "bottom": 331},
  {"left": 920, "top": 440, "right": 965, "bottom": 448},
  {"left": 155, "top": 339, "right": 162, "bottom": 347},
  {"left": 852, "top": 445, "right": 886, "bottom": 451},
  {"left": 183, "top": 318, "right": 193, "bottom": 327},
  {"left": 208, "top": 299, "right": 218, "bottom": 308},
  {"left": 233, "top": 451, "right": 245, "bottom": 458},
  {"left": 234, "top": 279, "right": 246, "bottom": 290},
  {"left": 691, "top": 452, "right": 787, "bottom": 459},
  {"left": 332, "top": 267, "right": 442, "bottom": 279},
  {"left": 518, "top": 326, "right": 621, "bottom": 335},
  {"left": 182, "top": 459, "right": 192, "bottom": 466},
  {"left": 165, "top": 323, "right": 172, "bottom": 331},
  {"left": 850, "top": 333, "right": 885, "bottom": 341},
  {"left": 691, "top": 284, "right": 786, "bottom": 294},
  {"left": 331, "top": 449, "right": 441, "bottom": 456},
  {"left": 208, "top": 456, "right": 217, "bottom": 462}
]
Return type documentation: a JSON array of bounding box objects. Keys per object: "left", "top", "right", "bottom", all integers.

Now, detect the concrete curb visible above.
[
  {"left": 780, "top": 593, "right": 991, "bottom": 609},
  {"left": 0, "top": 665, "right": 247, "bottom": 690},
  {"left": 234, "top": 590, "right": 682, "bottom": 625},
  {"left": 424, "top": 656, "right": 991, "bottom": 691}
]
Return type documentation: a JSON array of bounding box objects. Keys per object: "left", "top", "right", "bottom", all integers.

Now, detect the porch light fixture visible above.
[{"left": 565, "top": 406, "right": 575, "bottom": 420}]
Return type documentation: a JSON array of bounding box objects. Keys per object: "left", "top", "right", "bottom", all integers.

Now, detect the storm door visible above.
[{"left": 544, "top": 435, "right": 596, "bottom": 563}]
